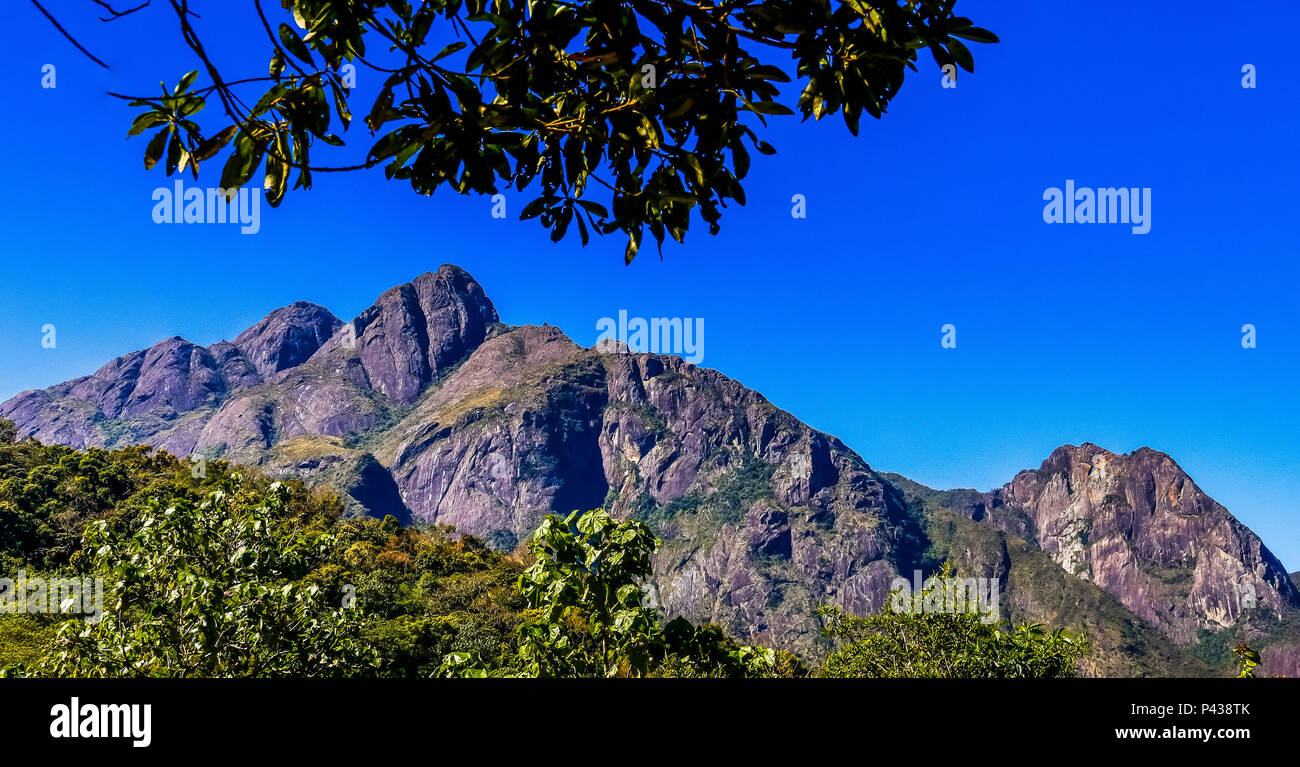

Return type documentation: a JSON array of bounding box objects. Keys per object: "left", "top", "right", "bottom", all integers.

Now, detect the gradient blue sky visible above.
[{"left": 1, "top": 1, "right": 1297, "bottom": 567}]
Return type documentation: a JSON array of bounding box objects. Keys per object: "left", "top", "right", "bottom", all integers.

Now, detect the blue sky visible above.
[{"left": 1, "top": 1, "right": 1297, "bottom": 568}]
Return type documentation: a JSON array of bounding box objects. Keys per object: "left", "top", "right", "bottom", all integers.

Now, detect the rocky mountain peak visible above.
[
  {"left": 346, "top": 265, "right": 499, "bottom": 404},
  {"left": 996, "top": 442, "right": 1300, "bottom": 642},
  {"left": 5, "top": 269, "right": 1299, "bottom": 670},
  {"left": 231, "top": 301, "right": 342, "bottom": 379}
]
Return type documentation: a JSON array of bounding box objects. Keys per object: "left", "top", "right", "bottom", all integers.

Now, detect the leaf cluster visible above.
[{"left": 115, "top": 0, "right": 996, "bottom": 257}]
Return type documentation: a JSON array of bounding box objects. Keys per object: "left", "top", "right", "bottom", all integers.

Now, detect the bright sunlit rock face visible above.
[{"left": 4, "top": 267, "right": 1298, "bottom": 669}]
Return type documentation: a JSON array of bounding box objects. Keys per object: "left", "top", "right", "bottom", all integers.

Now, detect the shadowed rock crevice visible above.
[
  {"left": 540, "top": 364, "right": 611, "bottom": 518},
  {"left": 345, "top": 454, "right": 412, "bottom": 525}
]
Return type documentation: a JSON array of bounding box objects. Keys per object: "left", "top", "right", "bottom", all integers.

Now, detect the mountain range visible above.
[{"left": 4, "top": 265, "right": 1297, "bottom": 676}]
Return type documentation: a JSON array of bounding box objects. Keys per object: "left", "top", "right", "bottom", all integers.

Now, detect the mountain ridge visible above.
[{"left": 4, "top": 265, "right": 1296, "bottom": 674}]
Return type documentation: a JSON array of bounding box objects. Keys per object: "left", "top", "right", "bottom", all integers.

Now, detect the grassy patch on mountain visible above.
[
  {"left": 272, "top": 435, "right": 356, "bottom": 463},
  {"left": 434, "top": 386, "right": 510, "bottom": 427}
]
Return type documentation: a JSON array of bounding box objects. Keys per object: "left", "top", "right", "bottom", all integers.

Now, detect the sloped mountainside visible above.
[
  {"left": 4, "top": 266, "right": 1296, "bottom": 674},
  {"left": 886, "top": 471, "right": 1300, "bottom": 677},
  {"left": 920, "top": 445, "right": 1298, "bottom": 643},
  {"left": 2, "top": 300, "right": 342, "bottom": 450}
]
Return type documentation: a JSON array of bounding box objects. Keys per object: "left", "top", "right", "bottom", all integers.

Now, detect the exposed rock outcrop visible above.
[
  {"left": 0, "top": 301, "right": 342, "bottom": 449},
  {"left": 230, "top": 301, "right": 342, "bottom": 379},
  {"left": 962, "top": 445, "right": 1299, "bottom": 643},
  {"left": 4, "top": 266, "right": 1295, "bottom": 665}
]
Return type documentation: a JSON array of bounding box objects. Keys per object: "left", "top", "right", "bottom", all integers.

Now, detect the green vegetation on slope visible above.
[
  {"left": 1, "top": 420, "right": 1090, "bottom": 678},
  {"left": 881, "top": 474, "right": 1223, "bottom": 677}
]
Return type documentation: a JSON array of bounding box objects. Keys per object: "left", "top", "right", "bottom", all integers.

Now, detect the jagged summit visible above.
[
  {"left": 3, "top": 268, "right": 1297, "bottom": 670},
  {"left": 230, "top": 301, "right": 342, "bottom": 379},
  {"left": 340, "top": 265, "right": 499, "bottom": 404},
  {"left": 0, "top": 265, "right": 492, "bottom": 444},
  {"left": 934, "top": 441, "right": 1300, "bottom": 640}
]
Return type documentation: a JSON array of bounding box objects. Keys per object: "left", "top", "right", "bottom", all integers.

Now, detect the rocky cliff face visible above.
[
  {"left": 3, "top": 266, "right": 1295, "bottom": 666},
  {"left": 345, "top": 267, "right": 498, "bottom": 404},
  {"left": 0, "top": 301, "right": 341, "bottom": 450},
  {"left": 358, "top": 321, "right": 921, "bottom": 648},
  {"left": 931, "top": 445, "right": 1300, "bottom": 644},
  {"left": 230, "top": 301, "right": 343, "bottom": 379}
]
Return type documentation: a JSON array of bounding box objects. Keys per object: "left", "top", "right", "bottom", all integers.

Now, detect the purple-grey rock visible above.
[
  {"left": 4, "top": 265, "right": 1297, "bottom": 665},
  {"left": 231, "top": 301, "right": 342, "bottom": 379}
]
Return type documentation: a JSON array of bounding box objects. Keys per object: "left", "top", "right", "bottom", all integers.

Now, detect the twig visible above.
[
  {"left": 31, "top": 0, "right": 110, "bottom": 68},
  {"left": 91, "top": 0, "right": 152, "bottom": 22}
]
